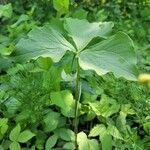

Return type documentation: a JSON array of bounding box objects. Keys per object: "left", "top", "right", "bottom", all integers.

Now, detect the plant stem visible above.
[{"left": 74, "top": 58, "right": 81, "bottom": 150}]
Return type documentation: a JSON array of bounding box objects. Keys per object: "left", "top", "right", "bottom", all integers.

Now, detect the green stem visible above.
[{"left": 74, "top": 58, "right": 81, "bottom": 150}]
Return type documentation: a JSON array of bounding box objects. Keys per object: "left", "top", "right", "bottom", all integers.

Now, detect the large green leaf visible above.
[
  {"left": 50, "top": 90, "right": 75, "bottom": 117},
  {"left": 79, "top": 32, "right": 138, "bottom": 80},
  {"left": 77, "top": 132, "right": 100, "bottom": 150},
  {"left": 64, "top": 18, "right": 113, "bottom": 50},
  {"left": 15, "top": 26, "right": 75, "bottom": 63},
  {"left": 15, "top": 18, "right": 138, "bottom": 81},
  {"left": 9, "top": 124, "right": 21, "bottom": 142},
  {"left": 18, "top": 130, "right": 35, "bottom": 143}
]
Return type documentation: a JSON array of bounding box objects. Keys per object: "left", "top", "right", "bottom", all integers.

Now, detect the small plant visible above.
[
  {"left": 0, "top": 118, "right": 8, "bottom": 140},
  {"left": 9, "top": 124, "right": 35, "bottom": 150},
  {"left": 14, "top": 18, "right": 138, "bottom": 149}
]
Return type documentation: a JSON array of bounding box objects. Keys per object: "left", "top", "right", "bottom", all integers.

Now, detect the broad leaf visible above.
[
  {"left": 64, "top": 18, "right": 113, "bottom": 50},
  {"left": 89, "top": 95, "right": 120, "bottom": 118},
  {"left": 15, "top": 26, "right": 75, "bottom": 63},
  {"left": 0, "top": 118, "right": 8, "bottom": 127},
  {"left": 77, "top": 132, "right": 90, "bottom": 150},
  {"left": 100, "top": 132, "right": 112, "bottom": 150},
  {"left": 54, "top": 128, "right": 75, "bottom": 141},
  {"left": 107, "top": 125, "right": 123, "bottom": 140},
  {"left": 18, "top": 130, "right": 35, "bottom": 143},
  {"left": 63, "top": 142, "right": 75, "bottom": 150},
  {"left": 50, "top": 90, "right": 75, "bottom": 117},
  {"left": 0, "top": 118, "right": 8, "bottom": 140},
  {"left": 15, "top": 18, "right": 138, "bottom": 81},
  {"left": 121, "top": 104, "right": 135, "bottom": 116},
  {"left": 79, "top": 32, "right": 138, "bottom": 80},
  {"left": 63, "top": 142, "right": 75, "bottom": 149},
  {"left": 9, "top": 142, "right": 21, "bottom": 150},
  {"left": 45, "top": 134, "right": 58, "bottom": 150},
  {"left": 43, "top": 111, "right": 60, "bottom": 132},
  {"left": 1, "top": 124, "right": 8, "bottom": 135},
  {"left": 89, "top": 139, "right": 100, "bottom": 150},
  {"left": 77, "top": 132, "right": 100, "bottom": 150},
  {"left": 89, "top": 124, "right": 106, "bottom": 137},
  {"left": 9, "top": 124, "right": 21, "bottom": 142}
]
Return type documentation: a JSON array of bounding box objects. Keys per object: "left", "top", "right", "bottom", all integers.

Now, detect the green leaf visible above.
[
  {"left": 53, "top": 0, "right": 69, "bottom": 15},
  {"left": 11, "top": 14, "right": 29, "bottom": 28},
  {"left": 100, "top": 132, "right": 112, "bottom": 150},
  {"left": 143, "top": 122, "right": 150, "bottom": 134},
  {"left": 14, "top": 18, "right": 138, "bottom": 82},
  {"left": 61, "top": 70, "right": 77, "bottom": 82},
  {"left": 89, "top": 124, "right": 106, "bottom": 137},
  {"left": 9, "top": 142, "right": 21, "bottom": 150},
  {"left": 64, "top": 18, "right": 114, "bottom": 50},
  {"left": 3, "top": 98, "right": 21, "bottom": 117},
  {"left": 1, "top": 124, "right": 8, "bottom": 135},
  {"left": 45, "top": 134, "right": 58, "bottom": 150},
  {"left": 72, "top": 8, "right": 88, "bottom": 19},
  {"left": 89, "top": 95, "right": 120, "bottom": 118},
  {"left": 0, "top": 44, "right": 14, "bottom": 56},
  {"left": 77, "top": 132, "right": 100, "bottom": 150},
  {"left": 43, "top": 111, "right": 60, "bottom": 132},
  {"left": 0, "top": 3, "right": 12, "bottom": 18},
  {"left": 89, "top": 139, "right": 100, "bottom": 150},
  {"left": 36, "top": 57, "right": 53, "bottom": 70},
  {"left": 18, "top": 130, "right": 35, "bottom": 143},
  {"left": 107, "top": 125, "right": 123, "bottom": 140},
  {"left": 35, "top": 132, "right": 47, "bottom": 150},
  {"left": 79, "top": 32, "right": 138, "bottom": 80},
  {"left": 50, "top": 90, "right": 75, "bottom": 117},
  {"left": 54, "top": 128, "right": 75, "bottom": 141},
  {"left": 121, "top": 104, "right": 135, "bottom": 116},
  {"left": 77, "top": 132, "right": 90, "bottom": 150},
  {"left": 0, "top": 118, "right": 8, "bottom": 127},
  {"left": 42, "top": 66, "right": 61, "bottom": 91},
  {"left": 9, "top": 124, "right": 21, "bottom": 142},
  {"left": 63, "top": 142, "right": 75, "bottom": 150},
  {"left": 15, "top": 26, "right": 75, "bottom": 63}
]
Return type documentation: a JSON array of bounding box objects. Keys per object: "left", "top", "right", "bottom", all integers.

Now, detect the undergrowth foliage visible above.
[
  {"left": 0, "top": 1, "right": 150, "bottom": 150},
  {"left": 12, "top": 17, "right": 139, "bottom": 150}
]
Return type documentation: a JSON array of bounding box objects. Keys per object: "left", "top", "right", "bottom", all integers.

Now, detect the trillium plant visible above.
[{"left": 14, "top": 18, "right": 138, "bottom": 149}]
